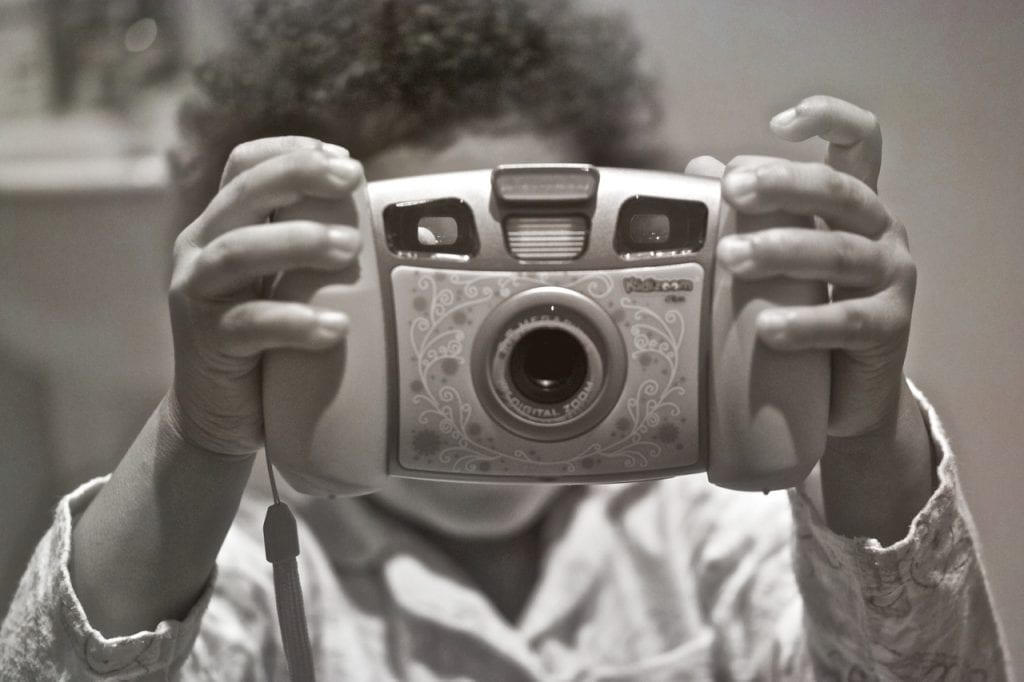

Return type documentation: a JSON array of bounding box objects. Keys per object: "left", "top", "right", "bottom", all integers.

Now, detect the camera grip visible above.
[
  {"left": 708, "top": 194, "right": 830, "bottom": 491},
  {"left": 262, "top": 186, "right": 389, "bottom": 496}
]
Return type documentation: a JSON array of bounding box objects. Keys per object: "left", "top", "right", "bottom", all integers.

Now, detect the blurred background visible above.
[{"left": 1, "top": 0, "right": 1021, "bottom": 672}]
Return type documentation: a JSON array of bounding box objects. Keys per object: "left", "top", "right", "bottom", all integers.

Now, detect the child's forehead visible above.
[{"left": 362, "top": 128, "right": 581, "bottom": 181}]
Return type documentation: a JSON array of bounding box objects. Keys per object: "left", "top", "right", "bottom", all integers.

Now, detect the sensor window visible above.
[{"left": 504, "top": 215, "right": 589, "bottom": 261}]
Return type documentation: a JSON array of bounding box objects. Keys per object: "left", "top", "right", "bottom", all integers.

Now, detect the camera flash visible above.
[{"left": 493, "top": 165, "right": 599, "bottom": 203}]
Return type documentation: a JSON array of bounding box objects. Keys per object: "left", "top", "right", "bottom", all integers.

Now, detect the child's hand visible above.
[
  {"left": 688, "top": 95, "right": 915, "bottom": 439},
  {"left": 167, "top": 137, "right": 364, "bottom": 455}
]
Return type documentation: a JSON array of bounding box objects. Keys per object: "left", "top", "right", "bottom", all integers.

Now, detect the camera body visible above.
[{"left": 263, "top": 164, "right": 829, "bottom": 496}]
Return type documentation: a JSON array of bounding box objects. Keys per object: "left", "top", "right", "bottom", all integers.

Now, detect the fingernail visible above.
[
  {"left": 326, "top": 157, "right": 361, "bottom": 186},
  {"left": 718, "top": 237, "right": 752, "bottom": 272},
  {"left": 758, "top": 310, "right": 788, "bottom": 345},
  {"left": 327, "top": 227, "right": 358, "bottom": 255},
  {"left": 314, "top": 311, "right": 348, "bottom": 343},
  {"left": 320, "top": 143, "right": 349, "bottom": 158},
  {"left": 770, "top": 107, "right": 798, "bottom": 127},
  {"left": 723, "top": 169, "right": 757, "bottom": 204}
]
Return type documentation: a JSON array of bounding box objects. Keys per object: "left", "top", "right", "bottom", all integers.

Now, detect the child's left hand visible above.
[{"left": 687, "top": 95, "right": 916, "bottom": 441}]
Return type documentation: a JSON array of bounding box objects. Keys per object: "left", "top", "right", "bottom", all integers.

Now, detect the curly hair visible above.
[{"left": 172, "top": 0, "right": 663, "bottom": 221}]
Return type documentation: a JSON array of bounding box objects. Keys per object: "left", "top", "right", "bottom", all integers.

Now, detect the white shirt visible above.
[{"left": 0, "top": 386, "right": 1008, "bottom": 680}]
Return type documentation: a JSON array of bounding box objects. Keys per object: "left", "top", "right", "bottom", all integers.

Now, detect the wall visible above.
[{"left": 0, "top": 158, "right": 175, "bottom": 616}]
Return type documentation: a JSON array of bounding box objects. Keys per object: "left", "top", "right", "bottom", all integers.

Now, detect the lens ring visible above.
[
  {"left": 471, "top": 286, "right": 626, "bottom": 442},
  {"left": 491, "top": 313, "right": 604, "bottom": 425}
]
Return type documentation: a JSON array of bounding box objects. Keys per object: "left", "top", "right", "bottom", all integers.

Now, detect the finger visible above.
[
  {"left": 218, "top": 301, "right": 349, "bottom": 357},
  {"left": 685, "top": 155, "right": 726, "bottom": 178},
  {"left": 220, "top": 136, "right": 349, "bottom": 188},
  {"left": 186, "top": 222, "right": 361, "bottom": 297},
  {"left": 717, "top": 228, "right": 893, "bottom": 288},
  {"left": 769, "top": 95, "right": 882, "bottom": 190},
  {"left": 755, "top": 297, "right": 906, "bottom": 352},
  {"left": 722, "top": 160, "right": 892, "bottom": 238},
  {"left": 191, "top": 148, "right": 364, "bottom": 245}
]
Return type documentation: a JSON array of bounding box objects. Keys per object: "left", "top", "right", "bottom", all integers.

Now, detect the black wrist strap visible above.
[{"left": 263, "top": 451, "right": 316, "bottom": 682}]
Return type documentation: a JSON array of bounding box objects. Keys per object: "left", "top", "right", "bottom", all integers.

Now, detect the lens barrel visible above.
[
  {"left": 472, "top": 286, "right": 626, "bottom": 442},
  {"left": 509, "top": 328, "right": 588, "bottom": 404}
]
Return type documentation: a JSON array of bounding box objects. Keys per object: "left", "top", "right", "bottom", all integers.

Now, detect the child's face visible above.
[{"left": 362, "top": 125, "right": 581, "bottom": 539}]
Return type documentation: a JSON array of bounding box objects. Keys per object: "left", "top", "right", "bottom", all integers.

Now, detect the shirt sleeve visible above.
[
  {"left": 0, "top": 476, "right": 216, "bottom": 680},
  {"left": 787, "top": 382, "right": 1009, "bottom": 679}
]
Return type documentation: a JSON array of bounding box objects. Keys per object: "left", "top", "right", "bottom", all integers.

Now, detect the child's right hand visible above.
[{"left": 166, "top": 136, "right": 364, "bottom": 456}]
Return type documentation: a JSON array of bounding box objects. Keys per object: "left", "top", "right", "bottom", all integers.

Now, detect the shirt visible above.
[{"left": 0, "top": 385, "right": 1008, "bottom": 680}]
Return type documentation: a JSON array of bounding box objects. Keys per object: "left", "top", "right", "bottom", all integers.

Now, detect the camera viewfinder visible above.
[
  {"left": 628, "top": 214, "right": 671, "bottom": 245},
  {"left": 384, "top": 198, "right": 478, "bottom": 256},
  {"left": 416, "top": 216, "right": 458, "bottom": 246},
  {"left": 614, "top": 196, "right": 707, "bottom": 257}
]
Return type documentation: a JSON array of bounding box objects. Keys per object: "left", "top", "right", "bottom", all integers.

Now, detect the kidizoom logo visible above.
[{"left": 623, "top": 276, "right": 695, "bottom": 294}]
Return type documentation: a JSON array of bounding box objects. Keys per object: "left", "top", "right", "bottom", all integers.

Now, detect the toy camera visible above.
[{"left": 263, "top": 163, "right": 829, "bottom": 496}]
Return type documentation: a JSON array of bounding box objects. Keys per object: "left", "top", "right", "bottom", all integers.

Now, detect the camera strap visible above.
[{"left": 263, "top": 451, "right": 317, "bottom": 682}]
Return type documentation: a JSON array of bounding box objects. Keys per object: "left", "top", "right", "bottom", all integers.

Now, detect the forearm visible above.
[
  {"left": 790, "top": 386, "right": 1008, "bottom": 677},
  {"left": 819, "top": 378, "right": 935, "bottom": 545},
  {"left": 70, "top": 393, "right": 256, "bottom": 637}
]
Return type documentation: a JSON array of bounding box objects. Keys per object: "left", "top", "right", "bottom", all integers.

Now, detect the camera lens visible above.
[
  {"left": 509, "top": 328, "right": 588, "bottom": 404},
  {"left": 472, "top": 286, "right": 627, "bottom": 442}
]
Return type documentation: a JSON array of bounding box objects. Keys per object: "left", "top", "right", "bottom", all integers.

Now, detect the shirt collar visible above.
[
  {"left": 293, "top": 480, "right": 654, "bottom": 638},
  {"left": 292, "top": 493, "right": 413, "bottom": 569}
]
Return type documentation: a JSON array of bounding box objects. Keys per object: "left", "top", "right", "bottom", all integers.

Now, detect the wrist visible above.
[
  {"left": 819, "top": 377, "right": 936, "bottom": 544},
  {"left": 823, "top": 378, "right": 931, "bottom": 470},
  {"left": 71, "top": 398, "right": 257, "bottom": 636},
  {"left": 162, "top": 387, "right": 260, "bottom": 460}
]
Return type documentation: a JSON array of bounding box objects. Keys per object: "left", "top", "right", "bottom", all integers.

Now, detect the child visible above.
[{"left": 0, "top": 1, "right": 1007, "bottom": 679}]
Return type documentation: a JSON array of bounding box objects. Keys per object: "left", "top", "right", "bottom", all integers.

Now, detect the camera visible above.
[{"left": 263, "top": 163, "right": 829, "bottom": 495}]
